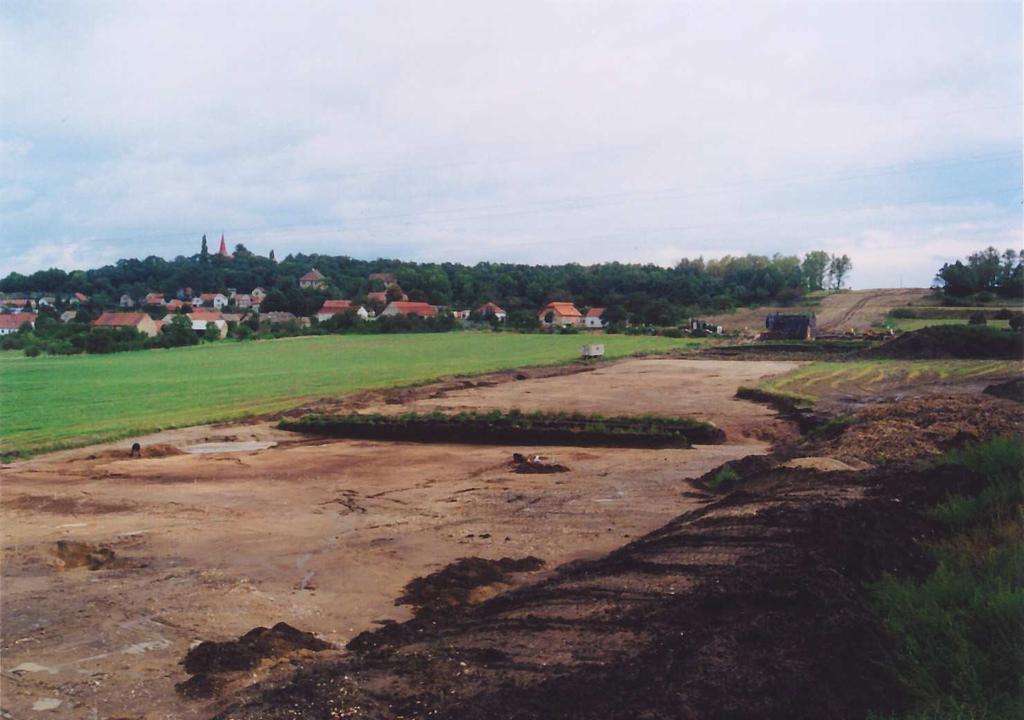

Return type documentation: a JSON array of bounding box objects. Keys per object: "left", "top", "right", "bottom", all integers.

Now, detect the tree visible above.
[
  {"left": 269, "top": 249, "right": 276, "bottom": 263},
  {"left": 385, "top": 285, "right": 404, "bottom": 302},
  {"left": 205, "top": 321, "right": 221, "bottom": 341},
  {"left": 802, "top": 251, "right": 830, "bottom": 291},
  {"left": 162, "top": 315, "right": 199, "bottom": 347},
  {"left": 828, "top": 254, "right": 852, "bottom": 290},
  {"left": 200, "top": 235, "right": 210, "bottom": 263}
]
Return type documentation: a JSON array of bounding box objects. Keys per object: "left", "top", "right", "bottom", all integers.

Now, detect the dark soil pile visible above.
[
  {"left": 857, "top": 325, "right": 1024, "bottom": 359},
  {"left": 805, "top": 395, "right": 1022, "bottom": 464},
  {"left": 511, "top": 453, "right": 569, "bottom": 473},
  {"left": 211, "top": 455, "right": 958, "bottom": 720},
  {"left": 390, "top": 556, "right": 546, "bottom": 617},
  {"left": 177, "top": 623, "right": 332, "bottom": 699},
  {"left": 984, "top": 377, "right": 1024, "bottom": 403},
  {"left": 51, "top": 540, "right": 116, "bottom": 570}
]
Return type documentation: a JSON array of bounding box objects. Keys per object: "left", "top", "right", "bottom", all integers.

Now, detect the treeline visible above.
[
  {"left": 934, "top": 247, "right": 1023, "bottom": 300},
  {"left": 1, "top": 241, "right": 851, "bottom": 325}
]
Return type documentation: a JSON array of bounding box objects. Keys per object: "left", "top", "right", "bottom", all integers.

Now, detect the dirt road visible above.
[
  {"left": 0, "top": 358, "right": 800, "bottom": 719},
  {"left": 705, "top": 287, "right": 930, "bottom": 333}
]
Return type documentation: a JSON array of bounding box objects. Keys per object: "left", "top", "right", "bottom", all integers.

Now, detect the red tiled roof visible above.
[
  {"left": 386, "top": 301, "right": 438, "bottom": 318},
  {"left": 74, "top": 292, "right": 88, "bottom": 302},
  {"left": 1, "top": 298, "right": 30, "bottom": 306},
  {"left": 165, "top": 299, "right": 184, "bottom": 310},
  {"left": 0, "top": 313, "right": 36, "bottom": 329},
  {"left": 92, "top": 312, "right": 148, "bottom": 328},
  {"left": 540, "top": 302, "right": 582, "bottom": 318},
  {"left": 478, "top": 302, "right": 505, "bottom": 315},
  {"left": 188, "top": 310, "right": 223, "bottom": 322},
  {"left": 300, "top": 269, "right": 325, "bottom": 282},
  {"left": 199, "top": 292, "right": 223, "bottom": 301},
  {"left": 145, "top": 293, "right": 165, "bottom": 304},
  {"left": 318, "top": 300, "right": 355, "bottom": 314},
  {"left": 586, "top": 307, "right": 605, "bottom": 318},
  {"left": 367, "top": 291, "right": 388, "bottom": 303}
]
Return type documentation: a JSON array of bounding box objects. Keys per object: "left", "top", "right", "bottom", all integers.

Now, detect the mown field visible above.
[
  {"left": 758, "top": 359, "right": 1021, "bottom": 402},
  {"left": 882, "top": 317, "right": 1012, "bottom": 332},
  {"left": 0, "top": 333, "right": 697, "bottom": 458}
]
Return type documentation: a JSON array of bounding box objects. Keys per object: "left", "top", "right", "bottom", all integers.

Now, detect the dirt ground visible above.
[
  {"left": 0, "top": 358, "right": 799, "bottom": 719},
  {"left": 705, "top": 287, "right": 930, "bottom": 333}
]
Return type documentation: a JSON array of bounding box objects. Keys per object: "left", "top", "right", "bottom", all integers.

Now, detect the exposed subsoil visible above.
[
  {"left": 0, "top": 357, "right": 787, "bottom": 719},
  {"left": 212, "top": 448, "right": 981, "bottom": 720}
]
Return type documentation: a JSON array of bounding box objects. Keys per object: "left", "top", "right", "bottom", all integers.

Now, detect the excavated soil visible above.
[{"left": 0, "top": 357, "right": 789, "bottom": 719}]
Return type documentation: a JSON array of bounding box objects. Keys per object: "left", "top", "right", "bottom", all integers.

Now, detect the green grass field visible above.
[
  {"left": 759, "top": 359, "right": 1021, "bottom": 402},
  {"left": 0, "top": 333, "right": 697, "bottom": 458},
  {"left": 882, "top": 317, "right": 1012, "bottom": 332}
]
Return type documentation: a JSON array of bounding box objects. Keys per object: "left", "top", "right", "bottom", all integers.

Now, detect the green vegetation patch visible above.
[
  {"left": 280, "top": 409, "right": 725, "bottom": 447},
  {"left": 0, "top": 333, "right": 696, "bottom": 459},
  {"left": 871, "top": 436, "right": 1024, "bottom": 720}
]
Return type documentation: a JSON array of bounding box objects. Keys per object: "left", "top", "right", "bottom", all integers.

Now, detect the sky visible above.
[{"left": 0, "top": 0, "right": 1021, "bottom": 289}]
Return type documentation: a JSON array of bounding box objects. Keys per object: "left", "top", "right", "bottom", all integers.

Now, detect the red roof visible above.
[
  {"left": 478, "top": 302, "right": 505, "bottom": 315},
  {"left": 540, "top": 302, "right": 582, "bottom": 318},
  {"left": 586, "top": 307, "right": 605, "bottom": 318},
  {"left": 74, "top": 292, "right": 88, "bottom": 302},
  {"left": 318, "top": 299, "right": 355, "bottom": 314},
  {"left": 92, "top": 312, "right": 148, "bottom": 328},
  {"left": 0, "top": 313, "right": 36, "bottom": 329},
  {"left": 1, "top": 298, "right": 30, "bottom": 306},
  {"left": 145, "top": 293, "right": 165, "bottom": 304},
  {"left": 367, "top": 291, "right": 388, "bottom": 303},
  {"left": 300, "top": 269, "right": 325, "bottom": 282},
  {"left": 188, "top": 310, "right": 223, "bottom": 322},
  {"left": 166, "top": 299, "right": 185, "bottom": 310},
  {"left": 199, "top": 292, "right": 223, "bottom": 301},
  {"left": 386, "top": 301, "right": 438, "bottom": 318}
]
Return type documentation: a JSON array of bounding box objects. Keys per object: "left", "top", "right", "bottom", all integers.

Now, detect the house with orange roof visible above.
[
  {"left": 316, "top": 299, "right": 368, "bottom": 322},
  {"left": 584, "top": 307, "right": 606, "bottom": 329},
  {"left": 380, "top": 301, "right": 439, "bottom": 319},
  {"left": 0, "top": 313, "right": 37, "bottom": 335},
  {"left": 477, "top": 302, "right": 507, "bottom": 321},
  {"left": 144, "top": 292, "right": 166, "bottom": 306},
  {"left": 538, "top": 301, "right": 583, "bottom": 327},
  {"left": 91, "top": 312, "right": 159, "bottom": 337},
  {"left": 299, "top": 269, "right": 326, "bottom": 289},
  {"left": 195, "top": 292, "right": 227, "bottom": 310}
]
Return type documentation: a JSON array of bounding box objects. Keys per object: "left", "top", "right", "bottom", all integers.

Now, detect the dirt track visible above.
[
  {"left": 705, "top": 287, "right": 930, "bottom": 333},
  {"left": 0, "top": 358, "right": 799, "bottom": 719}
]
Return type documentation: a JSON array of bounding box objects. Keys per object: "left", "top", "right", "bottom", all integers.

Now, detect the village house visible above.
[
  {"left": 144, "top": 292, "right": 166, "bottom": 306},
  {"left": 299, "top": 269, "right": 326, "bottom": 289},
  {"left": 250, "top": 287, "right": 267, "bottom": 304},
  {"left": 477, "top": 302, "right": 507, "bottom": 321},
  {"left": 196, "top": 293, "right": 228, "bottom": 310},
  {"left": 70, "top": 292, "right": 89, "bottom": 304},
  {"left": 119, "top": 294, "right": 135, "bottom": 308},
  {"left": 538, "top": 301, "right": 583, "bottom": 327},
  {"left": 92, "top": 312, "right": 159, "bottom": 337},
  {"left": 584, "top": 307, "right": 606, "bottom": 329},
  {"left": 452, "top": 309, "right": 471, "bottom": 321},
  {"left": 260, "top": 311, "right": 299, "bottom": 324},
  {"left": 316, "top": 299, "right": 369, "bottom": 322},
  {"left": 186, "top": 310, "right": 227, "bottom": 335},
  {"left": 60, "top": 310, "right": 78, "bottom": 323},
  {"left": 1, "top": 298, "right": 33, "bottom": 312},
  {"left": 0, "top": 313, "right": 36, "bottom": 335},
  {"left": 37, "top": 296, "right": 56, "bottom": 307},
  {"left": 380, "top": 301, "right": 438, "bottom": 318},
  {"left": 366, "top": 291, "right": 389, "bottom": 305},
  {"left": 233, "top": 293, "right": 253, "bottom": 309}
]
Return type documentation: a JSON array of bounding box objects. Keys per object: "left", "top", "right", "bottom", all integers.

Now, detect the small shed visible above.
[
  {"left": 581, "top": 343, "right": 605, "bottom": 358},
  {"left": 764, "top": 313, "right": 816, "bottom": 340}
]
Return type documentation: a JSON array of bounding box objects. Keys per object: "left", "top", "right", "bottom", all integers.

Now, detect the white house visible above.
[
  {"left": 316, "top": 299, "right": 369, "bottom": 322},
  {"left": 584, "top": 307, "right": 606, "bottom": 329},
  {"left": 119, "top": 294, "right": 135, "bottom": 308},
  {"left": 477, "top": 302, "right": 507, "bottom": 322},
  {"left": 196, "top": 293, "right": 228, "bottom": 310}
]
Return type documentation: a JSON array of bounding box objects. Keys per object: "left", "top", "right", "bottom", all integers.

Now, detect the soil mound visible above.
[
  {"left": 177, "top": 623, "right": 331, "bottom": 699},
  {"left": 857, "top": 325, "right": 1023, "bottom": 359},
  {"left": 393, "top": 556, "right": 546, "bottom": 616},
  {"left": 51, "top": 540, "right": 116, "bottom": 570},
  {"left": 810, "top": 396, "right": 1021, "bottom": 464},
  {"left": 511, "top": 453, "right": 569, "bottom": 473},
  {"left": 215, "top": 460, "right": 947, "bottom": 720},
  {"left": 984, "top": 377, "right": 1024, "bottom": 403},
  {"left": 782, "top": 456, "right": 861, "bottom": 472}
]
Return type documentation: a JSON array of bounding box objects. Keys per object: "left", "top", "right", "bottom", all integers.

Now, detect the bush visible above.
[
  {"left": 993, "top": 308, "right": 1013, "bottom": 320},
  {"left": 24, "top": 346, "right": 40, "bottom": 357},
  {"left": 1010, "top": 315, "right": 1023, "bottom": 332},
  {"left": 889, "top": 308, "right": 917, "bottom": 319},
  {"left": 705, "top": 465, "right": 739, "bottom": 491},
  {"left": 968, "top": 312, "right": 987, "bottom": 325}
]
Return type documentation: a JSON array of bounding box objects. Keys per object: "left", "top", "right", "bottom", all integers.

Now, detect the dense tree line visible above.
[
  {"left": 934, "top": 247, "right": 1023, "bottom": 300},
  {"left": 1, "top": 239, "right": 850, "bottom": 326}
]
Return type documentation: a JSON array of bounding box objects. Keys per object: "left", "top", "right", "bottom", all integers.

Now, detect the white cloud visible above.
[{"left": 0, "top": 0, "right": 1020, "bottom": 286}]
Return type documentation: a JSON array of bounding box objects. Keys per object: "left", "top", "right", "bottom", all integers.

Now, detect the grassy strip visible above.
[
  {"left": 870, "top": 436, "right": 1024, "bottom": 720},
  {"left": 0, "top": 333, "right": 695, "bottom": 459},
  {"left": 280, "top": 409, "right": 725, "bottom": 447},
  {"left": 735, "top": 385, "right": 814, "bottom": 413}
]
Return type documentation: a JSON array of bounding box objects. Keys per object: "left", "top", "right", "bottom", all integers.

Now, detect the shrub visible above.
[
  {"left": 24, "top": 346, "right": 41, "bottom": 357},
  {"left": 968, "top": 312, "right": 987, "bottom": 325},
  {"left": 993, "top": 308, "right": 1013, "bottom": 320},
  {"left": 889, "top": 308, "right": 917, "bottom": 319},
  {"left": 705, "top": 465, "right": 739, "bottom": 491}
]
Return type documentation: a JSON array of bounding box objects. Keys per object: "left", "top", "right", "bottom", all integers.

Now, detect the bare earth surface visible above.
[
  {"left": 0, "top": 358, "right": 800, "bottom": 719},
  {"left": 705, "top": 287, "right": 930, "bottom": 333}
]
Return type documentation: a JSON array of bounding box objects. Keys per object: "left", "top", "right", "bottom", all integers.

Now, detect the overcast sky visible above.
[{"left": 1, "top": 0, "right": 1020, "bottom": 288}]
